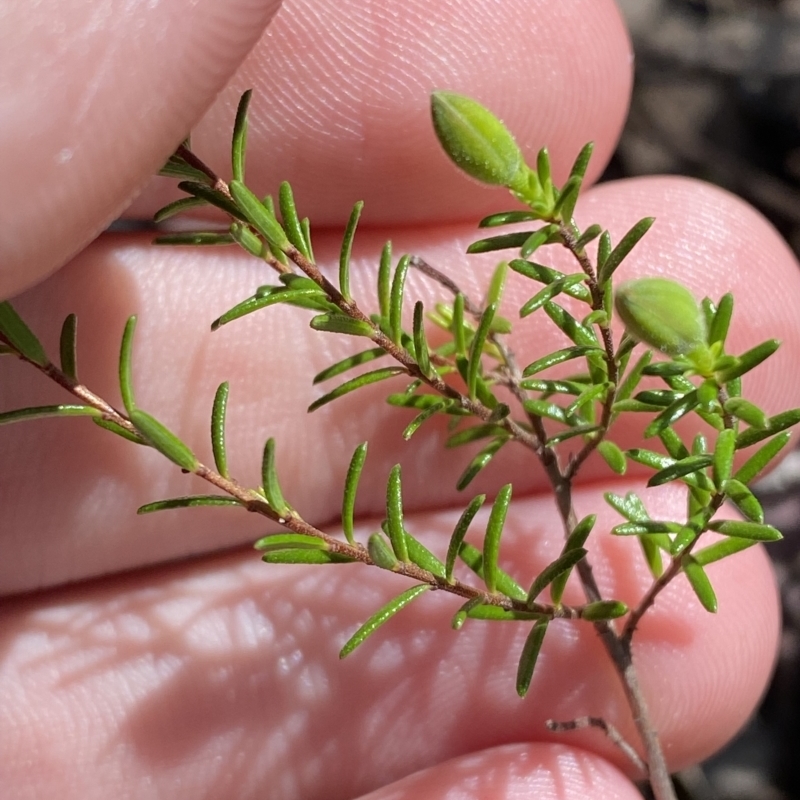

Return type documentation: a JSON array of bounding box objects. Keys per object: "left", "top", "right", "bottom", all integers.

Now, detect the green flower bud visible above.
[
  {"left": 431, "top": 91, "right": 526, "bottom": 191},
  {"left": 614, "top": 277, "right": 707, "bottom": 358}
]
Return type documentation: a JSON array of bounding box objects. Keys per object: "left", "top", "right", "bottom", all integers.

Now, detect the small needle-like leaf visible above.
[
  {"left": 483, "top": 484, "right": 512, "bottom": 594},
  {"left": 342, "top": 442, "right": 368, "bottom": 545},
  {"left": 58, "top": 314, "right": 78, "bottom": 380},
  {"left": 211, "top": 382, "right": 230, "bottom": 479},
  {"left": 339, "top": 585, "right": 430, "bottom": 658}
]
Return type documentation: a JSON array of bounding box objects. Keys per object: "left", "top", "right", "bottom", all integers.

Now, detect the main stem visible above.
[{"left": 550, "top": 225, "right": 676, "bottom": 800}]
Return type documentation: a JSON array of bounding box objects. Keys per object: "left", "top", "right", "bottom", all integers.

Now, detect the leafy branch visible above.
[{"left": 2, "top": 89, "right": 798, "bottom": 800}]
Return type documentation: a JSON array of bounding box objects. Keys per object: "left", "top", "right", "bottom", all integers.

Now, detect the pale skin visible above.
[{"left": 1, "top": 1, "right": 799, "bottom": 798}]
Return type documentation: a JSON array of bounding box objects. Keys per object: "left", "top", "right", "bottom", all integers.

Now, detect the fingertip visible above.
[
  {"left": 0, "top": 0, "right": 283, "bottom": 299},
  {"left": 357, "top": 743, "right": 642, "bottom": 800},
  {"left": 131, "top": 0, "right": 633, "bottom": 226}
]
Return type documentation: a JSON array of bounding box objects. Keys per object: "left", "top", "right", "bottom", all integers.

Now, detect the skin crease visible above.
[{"left": 0, "top": 1, "right": 796, "bottom": 798}]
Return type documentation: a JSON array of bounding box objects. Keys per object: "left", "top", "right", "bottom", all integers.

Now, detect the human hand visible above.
[{"left": 2, "top": 2, "right": 799, "bottom": 798}]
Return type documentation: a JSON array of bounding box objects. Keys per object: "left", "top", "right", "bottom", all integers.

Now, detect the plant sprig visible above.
[{"left": 2, "top": 88, "right": 797, "bottom": 800}]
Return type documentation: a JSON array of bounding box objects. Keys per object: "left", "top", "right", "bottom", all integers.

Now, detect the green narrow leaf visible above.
[
  {"left": 479, "top": 210, "right": 540, "bottom": 227},
  {"left": 521, "top": 345, "right": 602, "bottom": 378},
  {"left": 458, "top": 542, "right": 527, "bottom": 602},
  {"left": 211, "top": 382, "right": 230, "bottom": 479},
  {"left": 581, "top": 600, "right": 628, "bottom": 621},
  {"left": 263, "top": 549, "right": 354, "bottom": 565},
  {"left": 229, "top": 179, "right": 290, "bottom": 250},
  {"left": 386, "top": 465, "right": 409, "bottom": 562},
  {"left": 643, "top": 390, "right": 700, "bottom": 438},
  {"left": 92, "top": 417, "right": 145, "bottom": 444},
  {"left": 0, "top": 404, "right": 100, "bottom": 426},
  {"left": 254, "top": 533, "right": 327, "bottom": 551},
  {"left": 543, "top": 301, "right": 598, "bottom": 347},
  {"left": 402, "top": 401, "right": 447, "bottom": 440},
  {"left": 413, "top": 301, "right": 431, "bottom": 377},
  {"left": 262, "top": 438, "right": 291, "bottom": 516},
  {"left": 130, "top": 409, "right": 198, "bottom": 471},
  {"left": 717, "top": 339, "right": 780, "bottom": 383},
  {"left": 138, "top": 495, "right": 242, "bottom": 514},
  {"left": 339, "top": 585, "right": 430, "bottom": 658},
  {"left": 176, "top": 181, "right": 245, "bottom": 221},
  {"left": 309, "top": 313, "right": 376, "bottom": 338},
  {"left": 378, "top": 241, "right": 392, "bottom": 319},
  {"left": 520, "top": 275, "right": 586, "bottom": 318},
  {"left": 693, "top": 537, "right": 757, "bottom": 567},
  {"left": 119, "top": 316, "right": 137, "bottom": 414},
  {"left": 279, "top": 181, "right": 310, "bottom": 258},
  {"left": 597, "top": 230, "right": 611, "bottom": 270},
  {"left": 300, "top": 217, "right": 314, "bottom": 262},
  {"left": 682, "top": 555, "right": 717, "bottom": 612},
  {"left": 646, "top": 454, "right": 712, "bottom": 487},
  {"left": 614, "top": 350, "right": 652, "bottom": 406},
  {"left": 467, "top": 231, "right": 533, "bottom": 254},
  {"left": 447, "top": 424, "right": 507, "bottom": 448},
  {"left": 456, "top": 437, "right": 507, "bottom": 490},
  {"left": 509, "top": 260, "right": 592, "bottom": 302},
  {"left": 464, "top": 604, "right": 543, "bottom": 622},
  {"left": 708, "top": 519, "right": 782, "bottom": 541},
  {"left": 527, "top": 548, "right": 587, "bottom": 605},
  {"left": 452, "top": 293, "right": 467, "bottom": 356},
  {"left": 154, "top": 230, "right": 237, "bottom": 248},
  {"left": 212, "top": 289, "right": 333, "bottom": 330},
  {"left": 733, "top": 431, "right": 791, "bottom": 484},
  {"left": 516, "top": 619, "right": 549, "bottom": 697},
  {"left": 597, "top": 217, "right": 655, "bottom": 285},
  {"left": 467, "top": 303, "right": 497, "bottom": 400},
  {"left": 368, "top": 532, "right": 398, "bottom": 569},
  {"left": 485, "top": 260, "right": 509, "bottom": 307},
  {"left": 158, "top": 155, "right": 210, "bottom": 183},
  {"left": 575, "top": 224, "right": 603, "bottom": 249},
  {"left": 712, "top": 428, "right": 736, "bottom": 488},
  {"left": 338, "top": 201, "right": 364, "bottom": 301},
  {"left": 229, "top": 221, "right": 267, "bottom": 258},
  {"left": 597, "top": 440, "right": 627, "bottom": 475},
  {"left": 405, "top": 532, "right": 446, "bottom": 578},
  {"left": 231, "top": 89, "right": 251, "bottom": 183},
  {"left": 658, "top": 428, "right": 690, "bottom": 460},
  {"left": 568, "top": 141, "right": 594, "bottom": 182},
  {"left": 0, "top": 301, "right": 48, "bottom": 366},
  {"left": 554, "top": 176, "right": 581, "bottom": 223},
  {"left": 451, "top": 597, "right": 483, "bottom": 630},
  {"left": 483, "top": 484, "right": 512, "bottom": 594},
  {"left": 612, "top": 521, "right": 682, "bottom": 536},
  {"left": 550, "top": 515, "right": 596, "bottom": 604},
  {"left": 707, "top": 293, "right": 733, "bottom": 347},
  {"left": 342, "top": 442, "right": 368, "bottom": 545},
  {"left": 446, "top": 494, "right": 486, "bottom": 582},
  {"left": 520, "top": 224, "right": 560, "bottom": 258},
  {"left": 58, "top": 314, "right": 78, "bottom": 380},
  {"left": 736, "top": 409, "right": 800, "bottom": 449},
  {"left": 389, "top": 254, "right": 411, "bottom": 345},
  {"left": 309, "top": 366, "right": 405, "bottom": 412},
  {"left": 313, "top": 348, "right": 387, "bottom": 385},
  {"left": 722, "top": 478, "right": 764, "bottom": 523},
  {"left": 723, "top": 398, "right": 768, "bottom": 429}
]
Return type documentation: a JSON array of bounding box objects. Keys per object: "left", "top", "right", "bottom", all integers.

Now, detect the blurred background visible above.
[{"left": 612, "top": 1, "right": 800, "bottom": 797}]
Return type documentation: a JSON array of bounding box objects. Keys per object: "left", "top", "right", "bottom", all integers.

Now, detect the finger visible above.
[
  {"left": 0, "top": 0, "right": 283, "bottom": 300},
  {"left": 2, "top": 176, "right": 799, "bottom": 593},
  {"left": 126, "top": 0, "right": 632, "bottom": 226},
  {"left": 354, "top": 744, "right": 643, "bottom": 800},
  {"left": 0, "top": 483, "right": 778, "bottom": 799}
]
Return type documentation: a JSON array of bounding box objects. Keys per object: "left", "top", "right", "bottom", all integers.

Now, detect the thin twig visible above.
[{"left": 546, "top": 715, "right": 647, "bottom": 773}]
